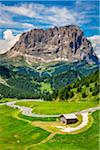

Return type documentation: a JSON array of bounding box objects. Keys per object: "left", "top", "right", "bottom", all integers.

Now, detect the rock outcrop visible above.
[{"left": 4, "top": 25, "right": 98, "bottom": 64}]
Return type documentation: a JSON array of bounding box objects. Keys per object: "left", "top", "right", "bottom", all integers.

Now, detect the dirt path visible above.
[
  {"left": 25, "top": 133, "right": 56, "bottom": 150},
  {"left": 12, "top": 110, "right": 55, "bottom": 150}
]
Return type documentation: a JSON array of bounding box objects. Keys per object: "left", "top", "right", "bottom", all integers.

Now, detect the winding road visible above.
[
  {"left": 5, "top": 100, "right": 100, "bottom": 117},
  {"left": 5, "top": 101, "right": 59, "bottom": 117},
  {"left": 0, "top": 99, "right": 99, "bottom": 150},
  {"left": 1, "top": 100, "right": 100, "bottom": 133}
]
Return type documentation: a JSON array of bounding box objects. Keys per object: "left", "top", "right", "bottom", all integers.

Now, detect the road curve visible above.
[
  {"left": 1, "top": 100, "right": 100, "bottom": 118},
  {"left": 1, "top": 100, "right": 100, "bottom": 133},
  {"left": 5, "top": 101, "right": 59, "bottom": 117},
  {"left": 56, "top": 112, "right": 89, "bottom": 132}
]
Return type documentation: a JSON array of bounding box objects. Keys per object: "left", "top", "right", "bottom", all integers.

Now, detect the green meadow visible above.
[
  {"left": 16, "top": 100, "right": 98, "bottom": 115},
  {"left": 0, "top": 104, "right": 99, "bottom": 150},
  {"left": 0, "top": 105, "right": 50, "bottom": 150},
  {"left": 32, "top": 110, "right": 99, "bottom": 150}
]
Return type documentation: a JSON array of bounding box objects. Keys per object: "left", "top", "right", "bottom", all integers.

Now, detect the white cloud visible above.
[
  {"left": 0, "top": 3, "right": 36, "bottom": 30},
  {"left": 75, "top": 0, "right": 96, "bottom": 11},
  {"left": 0, "top": 29, "right": 20, "bottom": 54},
  {"left": 3, "top": 30, "right": 14, "bottom": 40},
  {"left": 0, "top": 3, "right": 82, "bottom": 29},
  {"left": 39, "top": 6, "right": 77, "bottom": 26},
  {"left": 0, "top": 14, "right": 35, "bottom": 29},
  {"left": 88, "top": 35, "right": 100, "bottom": 58},
  {"left": 0, "top": 2, "right": 98, "bottom": 31},
  {"left": 0, "top": 3, "right": 36, "bottom": 18}
]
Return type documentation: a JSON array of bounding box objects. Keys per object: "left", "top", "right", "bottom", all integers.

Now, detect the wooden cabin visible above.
[{"left": 60, "top": 114, "right": 78, "bottom": 124}]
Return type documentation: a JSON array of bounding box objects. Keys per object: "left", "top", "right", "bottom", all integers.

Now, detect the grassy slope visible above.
[
  {"left": 16, "top": 101, "right": 98, "bottom": 115},
  {"left": 0, "top": 105, "right": 50, "bottom": 150},
  {"left": 40, "top": 82, "right": 53, "bottom": 94},
  {"left": 31, "top": 110, "right": 100, "bottom": 150},
  {"left": 68, "top": 82, "right": 99, "bottom": 102},
  {"left": 0, "top": 98, "right": 18, "bottom": 103}
]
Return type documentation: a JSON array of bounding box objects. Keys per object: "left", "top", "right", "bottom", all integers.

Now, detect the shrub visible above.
[
  {"left": 65, "top": 91, "right": 69, "bottom": 99},
  {"left": 86, "top": 82, "right": 89, "bottom": 87},
  {"left": 90, "top": 87, "right": 93, "bottom": 92},
  {"left": 77, "top": 86, "right": 82, "bottom": 92},
  {"left": 92, "top": 87, "right": 99, "bottom": 96},
  {"left": 69, "top": 91, "right": 74, "bottom": 98},
  {"left": 82, "top": 92, "right": 87, "bottom": 98}
]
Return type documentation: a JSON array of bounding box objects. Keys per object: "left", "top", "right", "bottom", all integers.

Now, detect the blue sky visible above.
[{"left": 0, "top": 0, "right": 99, "bottom": 39}]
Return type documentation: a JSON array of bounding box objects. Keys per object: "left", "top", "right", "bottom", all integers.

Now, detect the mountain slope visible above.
[{"left": 0, "top": 60, "right": 99, "bottom": 99}]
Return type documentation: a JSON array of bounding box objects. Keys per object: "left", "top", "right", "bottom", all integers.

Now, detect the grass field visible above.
[
  {"left": 32, "top": 110, "right": 99, "bottom": 150},
  {"left": 16, "top": 101, "right": 98, "bottom": 115},
  {"left": 19, "top": 113, "right": 92, "bottom": 134},
  {"left": 0, "top": 105, "right": 50, "bottom": 150},
  {"left": 0, "top": 98, "right": 18, "bottom": 103},
  {"left": 0, "top": 104, "right": 99, "bottom": 150}
]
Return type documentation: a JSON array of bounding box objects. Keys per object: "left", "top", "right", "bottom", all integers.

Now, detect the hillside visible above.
[
  {"left": 0, "top": 60, "right": 99, "bottom": 101},
  {"left": 54, "top": 70, "right": 99, "bottom": 102}
]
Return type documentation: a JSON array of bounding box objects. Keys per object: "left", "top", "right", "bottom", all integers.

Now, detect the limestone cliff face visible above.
[{"left": 5, "top": 25, "right": 98, "bottom": 63}]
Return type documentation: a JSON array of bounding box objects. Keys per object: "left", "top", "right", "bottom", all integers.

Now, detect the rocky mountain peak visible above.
[{"left": 5, "top": 25, "right": 98, "bottom": 64}]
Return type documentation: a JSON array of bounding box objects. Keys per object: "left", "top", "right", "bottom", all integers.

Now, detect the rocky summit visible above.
[{"left": 4, "top": 25, "right": 98, "bottom": 64}]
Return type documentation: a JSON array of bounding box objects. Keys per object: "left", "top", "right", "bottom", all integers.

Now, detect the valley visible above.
[
  {"left": 0, "top": 55, "right": 99, "bottom": 150},
  {"left": 0, "top": 13, "right": 99, "bottom": 150},
  {"left": 0, "top": 60, "right": 99, "bottom": 100}
]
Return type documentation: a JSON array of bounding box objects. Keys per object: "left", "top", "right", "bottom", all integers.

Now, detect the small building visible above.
[{"left": 60, "top": 113, "right": 78, "bottom": 124}]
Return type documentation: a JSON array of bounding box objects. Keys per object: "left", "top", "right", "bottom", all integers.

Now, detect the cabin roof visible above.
[{"left": 60, "top": 113, "right": 77, "bottom": 119}]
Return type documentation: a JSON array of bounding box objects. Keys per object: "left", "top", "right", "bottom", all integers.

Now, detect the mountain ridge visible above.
[{"left": 1, "top": 25, "right": 98, "bottom": 64}]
